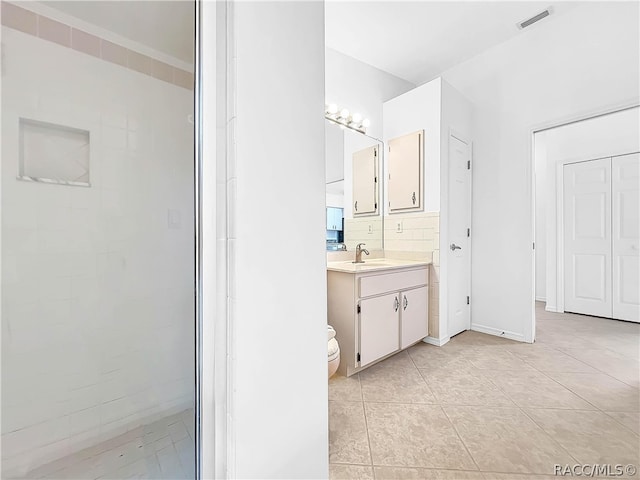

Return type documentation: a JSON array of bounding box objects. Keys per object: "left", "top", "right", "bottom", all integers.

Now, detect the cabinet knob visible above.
[
  {"left": 394, "top": 296, "right": 399, "bottom": 312},
  {"left": 354, "top": 201, "right": 358, "bottom": 212},
  {"left": 412, "top": 192, "right": 416, "bottom": 205},
  {"left": 403, "top": 296, "right": 408, "bottom": 310}
]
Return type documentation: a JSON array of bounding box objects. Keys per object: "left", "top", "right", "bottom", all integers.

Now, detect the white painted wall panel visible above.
[
  {"left": 232, "top": 2, "right": 328, "bottom": 478},
  {"left": 441, "top": 2, "right": 640, "bottom": 341}
]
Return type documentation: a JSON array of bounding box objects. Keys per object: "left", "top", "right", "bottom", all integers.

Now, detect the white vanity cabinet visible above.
[{"left": 327, "top": 261, "right": 429, "bottom": 376}]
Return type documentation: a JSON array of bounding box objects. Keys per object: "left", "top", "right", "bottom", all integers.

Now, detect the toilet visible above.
[{"left": 328, "top": 325, "right": 340, "bottom": 378}]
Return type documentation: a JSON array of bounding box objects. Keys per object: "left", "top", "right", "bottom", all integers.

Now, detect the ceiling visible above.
[
  {"left": 325, "top": 1, "right": 588, "bottom": 85},
  {"left": 41, "top": 2, "right": 589, "bottom": 81},
  {"left": 43, "top": 1, "right": 194, "bottom": 64}
]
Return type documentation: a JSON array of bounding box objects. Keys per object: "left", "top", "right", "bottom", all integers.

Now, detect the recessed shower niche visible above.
[{"left": 18, "top": 118, "right": 90, "bottom": 186}]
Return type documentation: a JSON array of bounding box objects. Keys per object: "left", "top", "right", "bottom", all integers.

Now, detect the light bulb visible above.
[
  {"left": 362, "top": 118, "right": 370, "bottom": 128},
  {"left": 340, "top": 109, "right": 350, "bottom": 119},
  {"left": 352, "top": 113, "right": 362, "bottom": 124},
  {"left": 327, "top": 104, "right": 338, "bottom": 114}
]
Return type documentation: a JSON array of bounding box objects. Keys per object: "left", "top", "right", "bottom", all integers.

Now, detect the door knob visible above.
[{"left": 450, "top": 243, "right": 462, "bottom": 251}]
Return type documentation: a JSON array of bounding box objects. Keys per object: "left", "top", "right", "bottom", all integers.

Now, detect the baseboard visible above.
[
  {"left": 535, "top": 296, "right": 546, "bottom": 302},
  {"left": 471, "top": 323, "right": 525, "bottom": 342},
  {"left": 545, "top": 304, "right": 560, "bottom": 313},
  {"left": 422, "top": 336, "right": 450, "bottom": 347},
  {"left": 3, "top": 399, "right": 192, "bottom": 478}
]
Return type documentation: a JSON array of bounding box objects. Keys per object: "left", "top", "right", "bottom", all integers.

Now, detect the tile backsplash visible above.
[{"left": 385, "top": 211, "right": 440, "bottom": 338}]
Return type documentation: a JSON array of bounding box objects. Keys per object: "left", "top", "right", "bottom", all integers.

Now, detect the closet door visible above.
[
  {"left": 612, "top": 153, "right": 640, "bottom": 322},
  {"left": 563, "top": 158, "right": 612, "bottom": 317}
]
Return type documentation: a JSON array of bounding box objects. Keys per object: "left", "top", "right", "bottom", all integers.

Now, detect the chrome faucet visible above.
[{"left": 354, "top": 243, "right": 370, "bottom": 263}]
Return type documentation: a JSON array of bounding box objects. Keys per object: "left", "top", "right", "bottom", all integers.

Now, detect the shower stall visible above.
[{"left": 1, "top": 1, "right": 198, "bottom": 478}]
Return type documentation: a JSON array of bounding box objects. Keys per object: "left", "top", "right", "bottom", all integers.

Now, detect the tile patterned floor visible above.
[
  {"left": 329, "top": 303, "right": 640, "bottom": 479},
  {"left": 24, "top": 409, "right": 194, "bottom": 479}
]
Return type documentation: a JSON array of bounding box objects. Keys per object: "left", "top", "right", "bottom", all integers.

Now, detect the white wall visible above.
[
  {"left": 534, "top": 134, "right": 548, "bottom": 301},
  {"left": 325, "top": 48, "right": 414, "bottom": 140},
  {"left": 536, "top": 107, "right": 640, "bottom": 311},
  {"left": 382, "top": 77, "right": 473, "bottom": 341},
  {"left": 439, "top": 79, "right": 474, "bottom": 340},
  {"left": 441, "top": 2, "right": 640, "bottom": 342},
  {"left": 325, "top": 48, "right": 414, "bottom": 227},
  {"left": 383, "top": 78, "right": 442, "bottom": 213},
  {"left": 231, "top": 2, "right": 328, "bottom": 478},
  {"left": 1, "top": 26, "right": 194, "bottom": 475},
  {"left": 325, "top": 121, "right": 344, "bottom": 183}
]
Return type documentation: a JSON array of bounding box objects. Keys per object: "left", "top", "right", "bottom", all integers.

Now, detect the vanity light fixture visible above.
[{"left": 325, "top": 103, "right": 369, "bottom": 134}]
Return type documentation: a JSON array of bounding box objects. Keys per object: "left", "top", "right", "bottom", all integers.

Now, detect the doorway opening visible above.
[{"left": 532, "top": 105, "right": 640, "bottom": 331}]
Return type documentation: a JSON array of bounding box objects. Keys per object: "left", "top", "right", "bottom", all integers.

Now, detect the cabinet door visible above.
[
  {"left": 352, "top": 145, "right": 378, "bottom": 215},
  {"left": 400, "top": 286, "right": 428, "bottom": 349},
  {"left": 359, "top": 293, "right": 400, "bottom": 367},
  {"left": 388, "top": 131, "right": 422, "bottom": 211},
  {"left": 326, "top": 207, "right": 333, "bottom": 230},
  {"left": 326, "top": 207, "right": 343, "bottom": 230}
]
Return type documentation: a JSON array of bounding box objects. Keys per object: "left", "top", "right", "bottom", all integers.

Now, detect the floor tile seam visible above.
[
  {"left": 411, "top": 369, "right": 518, "bottom": 407},
  {"left": 532, "top": 368, "right": 608, "bottom": 412},
  {"left": 517, "top": 404, "right": 582, "bottom": 466},
  {"left": 361, "top": 398, "right": 440, "bottom": 405},
  {"left": 439, "top": 404, "right": 482, "bottom": 473},
  {"left": 411, "top": 358, "right": 439, "bottom": 401},
  {"left": 360, "top": 401, "right": 375, "bottom": 469},
  {"left": 365, "top": 462, "right": 575, "bottom": 476},
  {"left": 553, "top": 348, "right": 640, "bottom": 387},
  {"left": 600, "top": 411, "right": 640, "bottom": 438},
  {"left": 37, "top": 438, "right": 156, "bottom": 478},
  {"left": 482, "top": 365, "right": 604, "bottom": 412}
]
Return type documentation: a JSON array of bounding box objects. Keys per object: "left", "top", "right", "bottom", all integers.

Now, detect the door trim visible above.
[{"left": 530, "top": 101, "right": 639, "bottom": 339}]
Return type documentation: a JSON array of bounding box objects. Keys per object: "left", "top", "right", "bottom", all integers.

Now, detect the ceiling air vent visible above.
[{"left": 517, "top": 8, "right": 551, "bottom": 29}]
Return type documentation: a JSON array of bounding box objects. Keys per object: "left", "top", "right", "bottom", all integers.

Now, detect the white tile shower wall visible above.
[{"left": 1, "top": 27, "right": 194, "bottom": 475}]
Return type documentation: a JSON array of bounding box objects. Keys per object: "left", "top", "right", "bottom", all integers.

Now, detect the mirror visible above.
[{"left": 325, "top": 121, "right": 384, "bottom": 251}]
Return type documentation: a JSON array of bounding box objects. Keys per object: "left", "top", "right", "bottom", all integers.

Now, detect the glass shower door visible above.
[{"left": 1, "top": 1, "right": 197, "bottom": 478}]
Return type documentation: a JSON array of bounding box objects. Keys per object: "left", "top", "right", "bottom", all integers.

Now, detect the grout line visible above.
[
  {"left": 361, "top": 401, "right": 375, "bottom": 471},
  {"left": 518, "top": 407, "right": 582, "bottom": 466},
  {"left": 600, "top": 411, "right": 640, "bottom": 438},
  {"left": 439, "top": 405, "right": 482, "bottom": 473}
]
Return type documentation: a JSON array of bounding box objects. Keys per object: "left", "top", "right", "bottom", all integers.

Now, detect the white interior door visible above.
[
  {"left": 448, "top": 134, "right": 471, "bottom": 337},
  {"left": 563, "top": 158, "right": 612, "bottom": 317},
  {"left": 612, "top": 153, "right": 640, "bottom": 322}
]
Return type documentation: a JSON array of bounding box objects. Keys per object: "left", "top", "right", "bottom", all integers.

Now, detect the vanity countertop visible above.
[{"left": 327, "top": 258, "right": 431, "bottom": 273}]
